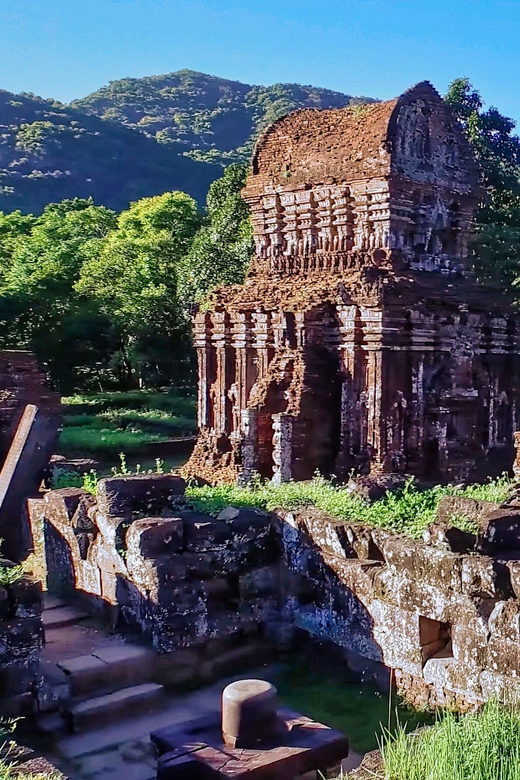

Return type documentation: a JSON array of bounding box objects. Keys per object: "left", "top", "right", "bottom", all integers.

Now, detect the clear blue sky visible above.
[{"left": 1, "top": 0, "right": 519, "bottom": 125}]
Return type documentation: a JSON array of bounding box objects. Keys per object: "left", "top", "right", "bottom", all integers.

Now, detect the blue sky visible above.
[{"left": 1, "top": 0, "right": 519, "bottom": 125}]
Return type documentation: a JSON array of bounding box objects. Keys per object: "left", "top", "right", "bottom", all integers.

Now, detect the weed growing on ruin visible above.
[
  {"left": 378, "top": 698, "right": 520, "bottom": 780},
  {"left": 0, "top": 563, "right": 24, "bottom": 586},
  {"left": 186, "top": 473, "right": 513, "bottom": 538}
]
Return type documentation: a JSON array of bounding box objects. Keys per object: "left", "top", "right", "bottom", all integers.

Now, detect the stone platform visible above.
[{"left": 152, "top": 709, "right": 348, "bottom": 779}]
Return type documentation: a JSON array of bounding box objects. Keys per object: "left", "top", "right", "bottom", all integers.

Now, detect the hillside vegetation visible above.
[
  {"left": 0, "top": 72, "right": 374, "bottom": 214},
  {"left": 72, "top": 69, "right": 375, "bottom": 166},
  {"left": 0, "top": 89, "right": 221, "bottom": 214}
]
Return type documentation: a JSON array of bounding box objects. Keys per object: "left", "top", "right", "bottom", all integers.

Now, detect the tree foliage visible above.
[
  {"left": 445, "top": 77, "right": 520, "bottom": 286},
  {"left": 181, "top": 164, "right": 253, "bottom": 304},
  {"left": 77, "top": 192, "right": 201, "bottom": 385},
  {"left": 0, "top": 198, "right": 117, "bottom": 392}
]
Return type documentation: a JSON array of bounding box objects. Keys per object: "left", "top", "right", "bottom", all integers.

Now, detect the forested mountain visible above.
[
  {"left": 72, "top": 69, "right": 374, "bottom": 166},
  {"left": 0, "top": 89, "right": 221, "bottom": 214},
  {"left": 0, "top": 71, "right": 373, "bottom": 214}
]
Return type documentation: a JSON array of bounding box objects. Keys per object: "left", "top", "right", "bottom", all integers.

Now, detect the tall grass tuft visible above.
[{"left": 380, "top": 699, "right": 520, "bottom": 780}]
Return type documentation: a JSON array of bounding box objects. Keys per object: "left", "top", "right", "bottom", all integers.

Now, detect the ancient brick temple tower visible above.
[{"left": 186, "top": 82, "right": 520, "bottom": 484}]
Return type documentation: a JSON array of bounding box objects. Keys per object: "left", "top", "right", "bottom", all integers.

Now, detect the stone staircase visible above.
[{"left": 38, "top": 595, "right": 166, "bottom": 735}]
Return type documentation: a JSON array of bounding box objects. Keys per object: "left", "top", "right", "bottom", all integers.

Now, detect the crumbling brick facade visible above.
[{"left": 186, "top": 82, "right": 520, "bottom": 484}]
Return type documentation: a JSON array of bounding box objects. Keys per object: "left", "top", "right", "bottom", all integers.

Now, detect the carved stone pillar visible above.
[
  {"left": 271, "top": 413, "right": 293, "bottom": 485},
  {"left": 238, "top": 408, "right": 259, "bottom": 485}
]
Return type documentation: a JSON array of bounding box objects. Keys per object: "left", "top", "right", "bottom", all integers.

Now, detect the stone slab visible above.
[
  {"left": 43, "top": 605, "right": 89, "bottom": 629},
  {"left": 68, "top": 683, "right": 164, "bottom": 731},
  {"left": 0, "top": 404, "right": 59, "bottom": 560},
  {"left": 152, "top": 708, "right": 348, "bottom": 780}
]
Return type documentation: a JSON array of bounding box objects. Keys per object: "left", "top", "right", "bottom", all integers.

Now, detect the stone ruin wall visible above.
[
  {"left": 276, "top": 496, "right": 520, "bottom": 710},
  {"left": 23, "top": 470, "right": 520, "bottom": 712},
  {"left": 0, "top": 565, "right": 43, "bottom": 717},
  {"left": 186, "top": 82, "right": 520, "bottom": 486},
  {"left": 27, "top": 475, "right": 283, "bottom": 688}
]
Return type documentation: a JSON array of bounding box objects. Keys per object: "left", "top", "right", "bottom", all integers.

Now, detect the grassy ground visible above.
[
  {"left": 185, "top": 473, "right": 513, "bottom": 538},
  {"left": 275, "top": 657, "right": 432, "bottom": 755},
  {"left": 58, "top": 389, "right": 197, "bottom": 458},
  {"left": 379, "top": 699, "right": 520, "bottom": 780}
]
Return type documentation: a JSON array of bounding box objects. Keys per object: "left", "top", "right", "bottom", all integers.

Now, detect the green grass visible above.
[
  {"left": 185, "top": 473, "right": 513, "bottom": 538},
  {"left": 58, "top": 426, "right": 169, "bottom": 455},
  {"left": 275, "top": 659, "right": 432, "bottom": 755},
  {"left": 379, "top": 699, "right": 520, "bottom": 780},
  {"left": 58, "top": 389, "right": 197, "bottom": 457},
  {"left": 99, "top": 408, "right": 197, "bottom": 435},
  {"left": 62, "top": 389, "right": 196, "bottom": 417}
]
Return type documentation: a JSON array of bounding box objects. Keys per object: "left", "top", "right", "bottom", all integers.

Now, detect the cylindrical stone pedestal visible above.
[{"left": 222, "top": 679, "right": 278, "bottom": 748}]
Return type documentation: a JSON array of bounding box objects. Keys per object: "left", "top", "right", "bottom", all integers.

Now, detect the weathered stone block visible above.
[
  {"left": 423, "top": 656, "right": 483, "bottom": 700},
  {"left": 321, "top": 554, "right": 381, "bottom": 605},
  {"left": 182, "top": 513, "right": 232, "bottom": 551},
  {"left": 377, "top": 635, "right": 423, "bottom": 677},
  {"left": 451, "top": 626, "right": 488, "bottom": 668},
  {"left": 0, "top": 618, "right": 43, "bottom": 658},
  {"left": 488, "top": 600, "right": 520, "bottom": 641},
  {"left": 0, "top": 660, "right": 38, "bottom": 697},
  {"left": 370, "top": 600, "right": 420, "bottom": 644},
  {"left": 96, "top": 474, "right": 185, "bottom": 518},
  {"left": 382, "top": 537, "right": 462, "bottom": 593},
  {"left": 299, "top": 511, "right": 346, "bottom": 558},
  {"left": 227, "top": 508, "right": 272, "bottom": 542},
  {"left": 436, "top": 496, "right": 498, "bottom": 528},
  {"left": 336, "top": 523, "right": 382, "bottom": 560},
  {"left": 480, "top": 669, "right": 520, "bottom": 704},
  {"left": 461, "top": 555, "right": 512, "bottom": 599},
  {"left": 182, "top": 552, "right": 216, "bottom": 579},
  {"left": 487, "top": 636, "right": 520, "bottom": 677},
  {"left": 395, "top": 578, "right": 452, "bottom": 622},
  {"left": 423, "top": 520, "right": 477, "bottom": 553},
  {"left": 126, "top": 516, "right": 184, "bottom": 557},
  {"left": 239, "top": 566, "right": 277, "bottom": 597},
  {"left": 506, "top": 560, "right": 520, "bottom": 600},
  {"left": 43, "top": 487, "right": 94, "bottom": 529},
  {"left": 450, "top": 596, "right": 497, "bottom": 636},
  {"left": 478, "top": 508, "right": 520, "bottom": 550},
  {"left": 126, "top": 553, "right": 188, "bottom": 596}
]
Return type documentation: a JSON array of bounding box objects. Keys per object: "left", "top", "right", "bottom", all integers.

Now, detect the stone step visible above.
[
  {"left": 42, "top": 605, "right": 90, "bottom": 630},
  {"left": 42, "top": 594, "right": 68, "bottom": 611},
  {"left": 58, "top": 645, "right": 156, "bottom": 697},
  {"left": 65, "top": 683, "right": 165, "bottom": 733}
]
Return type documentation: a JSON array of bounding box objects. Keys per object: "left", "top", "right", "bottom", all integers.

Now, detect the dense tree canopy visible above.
[{"left": 77, "top": 192, "right": 201, "bottom": 386}]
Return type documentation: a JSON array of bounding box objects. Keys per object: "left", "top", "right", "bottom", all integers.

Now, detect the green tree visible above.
[
  {"left": 0, "top": 198, "right": 117, "bottom": 392},
  {"left": 181, "top": 164, "right": 253, "bottom": 304},
  {"left": 0, "top": 210, "right": 35, "bottom": 284},
  {"left": 77, "top": 191, "right": 201, "bottom": 385},
  {"left": 445, "top": 78, "right": 520, "bottom": 286}
]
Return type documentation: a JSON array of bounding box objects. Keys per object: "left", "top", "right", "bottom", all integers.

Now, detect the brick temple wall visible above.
[
  {"left": 186, "top": 81, "right": 520, "bottom": 486},
  {"left": 0, "top": 350, "right": 61, "bottom": 462}
]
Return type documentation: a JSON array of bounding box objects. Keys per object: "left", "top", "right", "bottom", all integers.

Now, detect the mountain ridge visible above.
[{"left": 0, "top": 70, "right": 375, "bottom": 214}]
